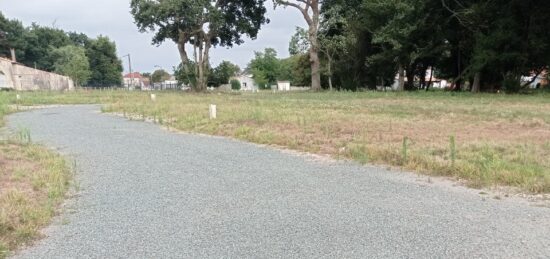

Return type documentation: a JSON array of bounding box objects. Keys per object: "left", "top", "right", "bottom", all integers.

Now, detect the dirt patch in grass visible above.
[{"left": 0, "top": 143, "right": 71, "bottom": 258}]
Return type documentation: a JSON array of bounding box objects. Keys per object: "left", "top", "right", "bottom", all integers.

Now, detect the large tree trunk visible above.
[
  {"left": 194, "top": 36, "right": 211, "bottom": 92},
  {"left": 275, "top": 0, "right": 321, "bottom": 90},
  {"left": 177, "top": 34, "right": 192, "bottom": 83},
  {"left": 405, "top": 66, "right": 415, "bottom": 91},
  {"left": 471, "top": 72, "right": 481, "bottom": 93},
  {"left": 397, "top": 64, "right": 405, "bottom": 91},
  {"left": 328, "top": 57, "right": 333, "bottom": 91},
  {"left": 309, "top": 26, "right": 321, "bottom": 91},
  {"left": 426, "top": 67, "right": 434, "bottom": 91}
]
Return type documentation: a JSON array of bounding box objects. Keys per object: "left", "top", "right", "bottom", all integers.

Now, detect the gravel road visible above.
[{"left": 7, "top": 105, "right": 550, "bottom": 258}]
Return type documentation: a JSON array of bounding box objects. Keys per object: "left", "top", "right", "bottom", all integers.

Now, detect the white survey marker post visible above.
[
  {"left": 209, "top": 104, "right": 217, "bottom": 119},
  {"left": 150, "top": 94, "right": 156, "bottom": 102}
]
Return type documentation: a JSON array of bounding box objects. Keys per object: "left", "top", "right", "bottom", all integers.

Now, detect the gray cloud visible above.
[{"left": 0, "top": 0, "right": 306, "bottom": 73}]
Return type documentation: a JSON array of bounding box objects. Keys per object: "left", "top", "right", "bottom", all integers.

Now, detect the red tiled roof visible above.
[{"left": 123, "top": 72, "right": 143, "bottom": 79}]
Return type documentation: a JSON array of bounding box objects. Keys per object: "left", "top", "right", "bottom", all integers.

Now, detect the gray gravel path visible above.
[{"left": 7, "top": 105, "right": 550, "bottom": 258}]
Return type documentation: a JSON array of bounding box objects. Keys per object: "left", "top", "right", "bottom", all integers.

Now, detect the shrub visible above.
[
  {"left": 502, "top": 75, "right": 521, "bottom": 93},
  {"left": 230, "top": 79, "right": 241, "bottom": 90}
]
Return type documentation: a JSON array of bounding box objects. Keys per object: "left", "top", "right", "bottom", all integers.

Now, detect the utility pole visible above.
[{"left": 122, "top": 54, "right": 132, "bottom": 90}]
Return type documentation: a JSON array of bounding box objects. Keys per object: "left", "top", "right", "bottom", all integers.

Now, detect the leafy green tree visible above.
[
  {"left": 318, "top": 5, "right": 349, "bottom": 90},
  {"left": 279, "top": 54, "right": 311, "bottom": 86},
  {"left": 320, "top": 0, "right": 378, "bottom": 90},
  {"left": 51, "top": 45, "right": 91, "bottom": 86},
  {"left": 130, "top": 0, "right": 268, "bottom": 91},
  {"left": 151, "top": 69, "right": 171, "bottom": 83},
  {"left": 231, "top": 79, "right": 241, "bottom": 90},
  {"left": 211, "top": 61, "right": 240, "bottom": 87},
  {"left": 0, "top": 13, "right": 27, "bottom": 61},
  {"left": 288, "top": 27, "right": 309, "bottom": 56},
  {"left": 22, "top": 24, "right": 72, "bottom": 71},
  {"left": 248, "top": 48, "right": 280, "bottom": 89},
  {"left": 68, "top": 32, "right": 90, "bottom": 47},
  {"left": 174, "top": 61, "right": 197, "bottom": 87},
  {"left": 445, "top": 0, "right": 550, "bottom": 92},
  {"left": 86, "top": 36, "right": 123, "bottom": 86}
]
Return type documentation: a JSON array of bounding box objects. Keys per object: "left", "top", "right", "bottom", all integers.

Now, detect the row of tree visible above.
[
  {"left": 248, "top": 48, "right": 310, "bottom": 89},
  {"left": 318, "top": 0, "right": 550, "bottom": 92},
  {"left": 131, "top": 0, "right": 550, "bottom": 93},
  {"left": 0, "top": 13, "right": 123, "bottom": 86}
]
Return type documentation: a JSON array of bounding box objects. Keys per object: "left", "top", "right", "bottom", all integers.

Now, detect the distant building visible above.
[
  {"left": 522, "top": 70, "right": 548, "bottom": 89},
  {"left": 123, "top": 72, "right": 145, "bottom": 89},
  {"left": 162, "top": 75, "right": 179, "bottom": 90},
  {"left": 230, "top": 74, "right": 257, "bottom": 91},
  {"left": 142, "top": 77, "right": 151, "bottom": 90},
  {"left": 277, "top": 81, "right": 291, "bottom": 91},
  {"left": 153, "top": 75, "right": 181, "bottom": 90}
]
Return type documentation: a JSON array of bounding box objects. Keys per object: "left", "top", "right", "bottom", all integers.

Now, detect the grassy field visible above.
[
  {"left": 2, "top": 90, "right": 550, "bottom": 194},
  {"left": 0, "top": 94, "right": 72, "bottom": 258}
]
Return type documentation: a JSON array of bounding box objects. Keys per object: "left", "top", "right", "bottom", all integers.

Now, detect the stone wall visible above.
[{"left": 0, "top": 57, "right": 74, "bottom": 91}]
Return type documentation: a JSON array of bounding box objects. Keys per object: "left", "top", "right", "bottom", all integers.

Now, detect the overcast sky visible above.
[{"left": 0, "top": 0, "right": 306, "bottom": 74}]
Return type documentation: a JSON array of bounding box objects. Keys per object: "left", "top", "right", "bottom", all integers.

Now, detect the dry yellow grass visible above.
[{"left": 0, "top": 142, "right": 71, "bottom": 258}]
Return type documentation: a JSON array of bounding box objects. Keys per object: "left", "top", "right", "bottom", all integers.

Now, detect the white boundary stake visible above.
[
  {"left": 209, "top": 104, "right": 217, "bottom": 119},
  {"left": 150, "top": 94, "right": 156, "bottom": 102}
]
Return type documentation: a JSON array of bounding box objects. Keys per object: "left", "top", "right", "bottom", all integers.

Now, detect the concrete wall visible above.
[{"left": 0, "top": 57, "right": 74, "bottom": 91}]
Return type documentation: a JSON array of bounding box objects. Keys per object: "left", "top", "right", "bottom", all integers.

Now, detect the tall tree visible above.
[
  {"left": 86, "top": 36, "right": 123, "bottom": 86},
  {"left": 0, "top": 13, "right": 26, "bottom": 61},
  {"left": 248, "top": 48, "right": 280, "bottom": 88},
  {"left": 211, "top": 61, "right": 240, "bottom": 87},
  {"left": 130, "top": 0, "right": 268, "bottom": 91},
  {"left": 279, "top": 54, "right": 311, "bottom": 86},
  {"left": 318, "top": 5, "right": 349, "bottom": 91},
  {"left": 439, "top": 0, "right": 550, "bottom": 93},
  {"left": 22, "top": 24, "right": 72, "bottom": 71},
  {"left": 51, "top": 45, "right": 91, "bottom": 86},
  {"left": 288, "top": 27, "right": 309, "bottom": 56},
  {"left": 151, "top": 69, "right": 171, "bottom": 83},
  {"left": 274, "top": 0, "right": 321, "bottom": 90},
  {"left": 68, "top": 32, "right": 91, "bottom": 48}
]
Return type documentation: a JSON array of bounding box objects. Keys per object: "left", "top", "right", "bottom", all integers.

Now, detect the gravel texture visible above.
[{"left": 7, "top": 105, "right": 550, "bottom": 258}]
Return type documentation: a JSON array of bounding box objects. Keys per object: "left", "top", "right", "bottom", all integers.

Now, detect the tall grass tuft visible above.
[
  {"left": 402, "top": 136, "right": 409, "bottom": 165},
  {"left": 17, "top": 127, "right": 32, "bottom": 145},
  {"left": 450, "top": 135, "right": 456, "bottom": 167}
]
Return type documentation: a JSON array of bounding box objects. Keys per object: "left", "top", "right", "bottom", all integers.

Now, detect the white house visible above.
[
  {"left": 277, "top": 81, "right": 291, "bottom": 91},
  {"left": 123, "top": 72, "right": 145, "bottom": 89},
  {"left": 230, "top": 74, "right": 257, "bottom": 91}
]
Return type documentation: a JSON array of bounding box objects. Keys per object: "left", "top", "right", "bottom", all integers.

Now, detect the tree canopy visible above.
[
  {"left": 210, "top": 61, "right": 240, "bottom": 87},
  {"left": 314, "top": 0, "right": 550, "bottom": 92},
  {"left": 51, "top": 45, "right": 91, "bottom": 86},
  {"left": 247, "top": 48, "right": 311, "bottom": 88},
  {"left": 0, "top": 12, "right": 123, "bottom": 87},
  {"left": 151, "top": 69, "right": 171, "bottom": 83},
  {"left": 86, "top": 36, "right": 123, "bottom": 86},
  {"left": 131, "top": 0, "right": 269, "bottom": 91}
]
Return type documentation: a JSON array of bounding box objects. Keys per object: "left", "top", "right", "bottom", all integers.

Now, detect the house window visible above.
[{"left": 243, "top": 82, "right": 247, "bottom": 88}]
